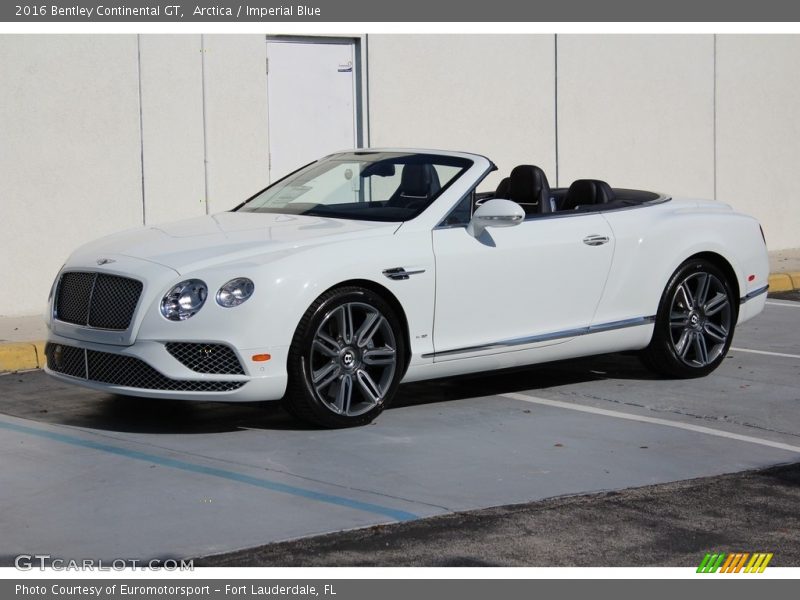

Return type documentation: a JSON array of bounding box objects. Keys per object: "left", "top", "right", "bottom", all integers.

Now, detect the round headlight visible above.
[
  {"left": 216, "top": 278, "right": 255, "bottom": 308},
  {"left": 160, "top": 279, "right": 207, "bottom": 321}
]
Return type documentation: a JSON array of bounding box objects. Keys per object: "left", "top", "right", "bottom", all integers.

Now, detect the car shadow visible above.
[
  {"left": 393, "top": 352, "right": 661, "bottom": 409},
  {"left": 0, "top": 352, "right": 661, "bottom": 435}
]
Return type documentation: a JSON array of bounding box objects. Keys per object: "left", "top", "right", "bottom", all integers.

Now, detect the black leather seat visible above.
[
  {"left": 494, "top": 177, "right": 510, "bottom": 198},
  {"left": 386, "top": 164, "right": 441, "bottom": 208},
  {"left": 507, "top": 165, "right": 552, "bottom": 214},
  {"left": 562, "top": 179, "right": 615, "bottom": 211}
]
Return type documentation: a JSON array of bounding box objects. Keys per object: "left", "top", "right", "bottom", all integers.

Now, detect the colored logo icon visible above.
[{"left": 697, "top": 552, "right": 773, "bottom": 573}]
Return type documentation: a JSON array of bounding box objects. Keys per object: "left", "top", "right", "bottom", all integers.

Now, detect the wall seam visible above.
[
  {"left": 200, "top": 34, "right": 210, "bottom": 214},
  {"left": 352, "top": 37, "right": 363, "bottom": 148},
  {"left": 365, "top": 33, "right": 371, "bottom": 147},
  {"left": 265, "top": 37, "right": 272, "bottom": 182},
  {"left": 554, "top": 34, "right": 559, "bottom": 187},
  {"left": 713, "top": 34, "right": 717, "bottom": 201},
  {"left": 135, "top": 34, "right": 146, "bottom": 225}
]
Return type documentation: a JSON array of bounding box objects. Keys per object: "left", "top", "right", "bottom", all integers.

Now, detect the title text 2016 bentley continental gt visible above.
[{"left": 45, "top": 150, "right": 769, "bottom": 427}]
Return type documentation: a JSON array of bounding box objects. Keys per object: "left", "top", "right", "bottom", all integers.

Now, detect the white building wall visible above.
[
  {"left": 716, "top": 35, "right": 800, "bottom": 251},
  {"left": 0, "top": 35, "right": 144, "bottom": 318},
  {"left": 557, "top": 34, "right": 715, "bottom": 197},
  {"left": 201, "top": 35, "right": 270, "bottom": 214},
  {"left": 139, "top": 34, "right": 207, "bottom": 224},
  {"left": 140, "top": 34, "right": 271, "bottom": 221},
  {"left": 367, "top": 34, "right": 556, "bottom": 191},
  {"left": 1, "top": 33, "right": 798, "bottom": 318},
  {"left": 0, "top": 34, "right": 272, "bottom": 317}
]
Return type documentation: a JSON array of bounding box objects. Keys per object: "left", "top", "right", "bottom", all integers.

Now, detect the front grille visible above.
[
  {"left": 45, "top": 344, "right": 86, "bottom": 379},
  {"left": 165, "top": 343, "right": 245, "bottom": 375},
  {"left": 54, "top": 272, "right": 95, "bottom": 325},
  {"left": 45, "top": 343, "right": 245, "bottom": 393},
  {"left": 55, "top": 271, "right": 143, "bottom": 331}
]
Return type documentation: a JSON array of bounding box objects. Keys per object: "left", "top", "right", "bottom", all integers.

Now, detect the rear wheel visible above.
[
  {"left": 641, "top": 258, "right": 737, "bottom": 378},
  {"left": 283, "top": 286, "right": 405, "bottom": 428}
]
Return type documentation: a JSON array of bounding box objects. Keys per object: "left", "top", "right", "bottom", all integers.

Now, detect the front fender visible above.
[{"left": 134, "top": 227, "right": 437, "bottom": 371}]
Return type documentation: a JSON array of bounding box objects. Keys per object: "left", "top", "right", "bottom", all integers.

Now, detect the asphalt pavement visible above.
[
  {"left": 1, "top": 292, "right": 798, "bottom": 566},
  {"left": 197, "top": 462, "right": 800, "bottom": 567}
]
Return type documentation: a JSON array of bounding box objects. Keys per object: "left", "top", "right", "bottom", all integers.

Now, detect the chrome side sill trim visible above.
[
  {"left": 740, "top": 285, "right": 769, "bottom": 304},
  {"left": 422, "top": 316, "right": 656, "bottom": 359}
]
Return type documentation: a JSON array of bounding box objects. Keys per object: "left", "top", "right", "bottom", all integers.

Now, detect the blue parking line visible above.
[{"left": 0, "top": 419, "right": 418, "bottom": 522}]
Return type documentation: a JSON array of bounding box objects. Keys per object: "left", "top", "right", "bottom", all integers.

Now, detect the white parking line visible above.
[
  {"left": 500, "top": 392, "right": 800, "bottom": 454},
  {"left": 766, "top": 301, "right": 800, "bottom": 308},
  {"left": 730, "top": 347, "right": 800, "bottom": 360}
]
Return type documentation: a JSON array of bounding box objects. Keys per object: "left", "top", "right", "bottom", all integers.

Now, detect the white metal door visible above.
[
  {"left": 267, "top": 40, "right": 357, "bottom": 180},
  {"left": 432, "top": 215, "right": 615, "bottom": 360}
]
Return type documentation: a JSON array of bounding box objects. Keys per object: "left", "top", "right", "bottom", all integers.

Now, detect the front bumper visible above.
[{"left": 44, "top": 332, "right": 289, "bottom": 402}]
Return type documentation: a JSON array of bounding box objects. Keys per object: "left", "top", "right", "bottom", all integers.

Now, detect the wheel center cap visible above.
[
  {"left": 688, "top": 311, "right": 705, "bottom": 329},
  {"left": 341, "top": 348, "right": 357, "bottom": 369}
]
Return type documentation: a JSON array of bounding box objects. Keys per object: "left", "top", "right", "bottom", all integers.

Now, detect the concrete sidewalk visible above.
[{"left": 1, "top": 247, "right": 799, "bottom": 373}]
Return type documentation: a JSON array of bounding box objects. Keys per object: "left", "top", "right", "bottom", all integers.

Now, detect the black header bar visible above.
[{"left": 4, "top": 0, "right": 800, "bottom": 22}]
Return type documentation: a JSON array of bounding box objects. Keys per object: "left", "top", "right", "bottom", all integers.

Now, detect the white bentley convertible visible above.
[{"left": 45, "top": 150, "right": 769, "bottom": 427}]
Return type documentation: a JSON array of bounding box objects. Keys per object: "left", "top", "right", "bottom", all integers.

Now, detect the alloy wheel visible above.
[
  {"left": 308, "top": 301, "right": 398, "bottom": 417},
  {"left": 668, "top": 271, "right": 732, "bottom": 368}
]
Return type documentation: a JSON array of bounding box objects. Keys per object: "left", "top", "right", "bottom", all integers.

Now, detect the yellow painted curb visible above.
[
  {"left": 33, "top": 341, "right": 46, "bottom": 368},
  {"left": 0, "top": 341, "right": 44, "bottom": 373},
  {"left": 768, "top": 272, "right": 797, "bottom": 293}
]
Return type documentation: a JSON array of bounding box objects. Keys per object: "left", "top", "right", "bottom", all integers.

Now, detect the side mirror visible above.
[{"left": 467, "top": 199, "right": 525, "bottom": 237}]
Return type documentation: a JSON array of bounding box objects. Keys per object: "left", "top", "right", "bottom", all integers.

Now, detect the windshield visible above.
[{"left": 235, "top": 151, "right": 473, "bottom": 222}]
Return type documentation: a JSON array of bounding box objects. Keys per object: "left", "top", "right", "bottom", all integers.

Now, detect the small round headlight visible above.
[
  {"left": 216, "top": 278, "right": 255, "bottom": 308},
  {"left": 161, "top": 279, "right": 207, "bottom": 321}
]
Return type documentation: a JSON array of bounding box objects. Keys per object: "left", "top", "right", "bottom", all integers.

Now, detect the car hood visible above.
[{"left": 68, "top": 212, "right": 400, "bottom": 274}]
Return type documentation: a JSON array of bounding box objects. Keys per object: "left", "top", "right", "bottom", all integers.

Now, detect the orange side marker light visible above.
[{"left": 252, "top": 354, "right": 271, "bottom": 362}]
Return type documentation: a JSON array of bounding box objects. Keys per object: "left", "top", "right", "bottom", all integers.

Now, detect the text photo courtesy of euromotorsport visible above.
[
  {"left": 30, "top": 4, "right": 323, "bottom": 18},
  {"left": 16, "top": 584, "right": 331, "bottom": 597}
]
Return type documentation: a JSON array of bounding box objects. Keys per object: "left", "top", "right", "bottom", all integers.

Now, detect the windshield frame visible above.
[{"left": 232, "top": 151, "right": 475, "bottom": 223}]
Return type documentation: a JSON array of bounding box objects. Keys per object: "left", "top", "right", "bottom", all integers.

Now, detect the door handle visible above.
[{"left": 583, "top": 234, "right": 610, "bottom": 246}]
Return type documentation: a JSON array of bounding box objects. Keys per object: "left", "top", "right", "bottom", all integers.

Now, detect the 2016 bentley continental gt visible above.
[{"left": 45, "top": 150, "right": 769, "bottom": 427}]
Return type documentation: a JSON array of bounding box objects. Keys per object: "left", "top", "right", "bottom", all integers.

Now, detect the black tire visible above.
[
  {"left": 641, "top": 258, "right": 738, "bottom": 378},
  {"left": 282, "top": 286, "right": 406, "bottom": 428}
]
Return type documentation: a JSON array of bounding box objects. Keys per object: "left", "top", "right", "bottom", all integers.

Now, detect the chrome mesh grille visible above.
[
  {"left": 45, "top": 343, "right": 245, "bottom": 393},
  {"left": 88, "top": 274, "right": 143, "bottom": 329},
  {"left": 165, "top": 343, "right": 245, "bottom": 375},
  {"left": 55, "top": 272, "right": 142, "bottom": 330},
  {"left": 54, "top": 272, "right": 95, "bottom": 325}
]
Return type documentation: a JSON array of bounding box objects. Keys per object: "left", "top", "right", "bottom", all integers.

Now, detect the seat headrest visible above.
[
  {"left": 399, "top": 164, "right": 441, "bottom": 198},
  {"left": 508, "top": 165, "right": 552, "bottom": 213},
  {"left": 563, "top": 179, "right": 615, "bottom": 210},
  {"left": 494, "top": 177, "right": 511, "bottom": 198}
]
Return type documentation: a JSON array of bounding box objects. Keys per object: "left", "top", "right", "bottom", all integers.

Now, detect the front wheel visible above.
[
  {"left": 283, "top": 286, "right": 406, "bottom": 428},
  {"left": 641, "top": 258, "right": 737, "bottom": 378}
]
